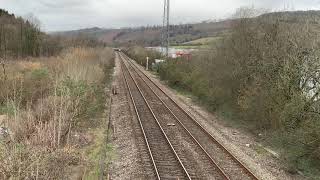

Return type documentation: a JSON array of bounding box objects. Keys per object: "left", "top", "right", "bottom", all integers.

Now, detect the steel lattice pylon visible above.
[{"left": 162, "top": 0, "right": 170, "bottom": 58}]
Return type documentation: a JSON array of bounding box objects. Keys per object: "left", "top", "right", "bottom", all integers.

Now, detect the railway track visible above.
[
  {"left": 118, "top": 51, "right": 260, "bottom": 180},
  {"left": 119, "top": 53, "right": 190, "bottom": 179}
]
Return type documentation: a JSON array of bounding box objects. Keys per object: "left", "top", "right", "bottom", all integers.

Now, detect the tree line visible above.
[{"left": 0, "top": 9, "right": 105, "bottom": 59}]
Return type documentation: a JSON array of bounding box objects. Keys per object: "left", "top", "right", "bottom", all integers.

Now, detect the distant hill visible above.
[
  {"left": 55, "top": 20, "right": 233, "bottom": 47},
  {"left": 55, "top": 10, "right": 320, "bottom": 47},
  {"left": 53, "top": 27, "right": 110, "bottom": 39},
  {"left": 259, "top": 10, "right": 320, "bottom": 23}
]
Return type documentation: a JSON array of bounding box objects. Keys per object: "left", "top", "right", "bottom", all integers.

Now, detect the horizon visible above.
[{"left": 38, "top": 9, "right": 320, "bottom": 33}]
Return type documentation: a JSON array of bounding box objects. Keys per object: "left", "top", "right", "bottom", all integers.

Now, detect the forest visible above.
[{"left": 0, "top": 9, "right": 105, "bottom": 59}]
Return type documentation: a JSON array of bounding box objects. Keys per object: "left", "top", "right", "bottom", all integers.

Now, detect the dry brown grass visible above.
[{"left": 0, "top": 47, "right": 114, "bottom": 179}]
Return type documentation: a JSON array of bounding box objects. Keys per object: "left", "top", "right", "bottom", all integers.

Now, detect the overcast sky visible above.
[{"left": 1, "top": 0, "right": 320, "bottom": 31}]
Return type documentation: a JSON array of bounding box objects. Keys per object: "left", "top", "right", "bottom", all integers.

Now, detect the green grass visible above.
[
  {"left": 183, "top": 36, "right": 222, "bottom": 46},
  {"left": 0, "top": 102, "right": 17, "bottom": 117},
  {"left": 171, "top": 36, "right": 223, "bottom": 49},
  {"left": 84, "top": 128, "right": 105, "bottom": 179},
  {"left": 82, "top": 128, "right": 116, "bottom": 179},
  {"left": 252, "top": 144, "right": 269, "bottom": 155}
]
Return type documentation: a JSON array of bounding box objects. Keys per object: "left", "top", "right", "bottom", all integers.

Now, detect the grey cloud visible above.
[
  {"left": 39, "top": 0, "right": 91, "bottom": 8},
  {"left": 0, "top": 0, "right": 319, "bottom": 31}
]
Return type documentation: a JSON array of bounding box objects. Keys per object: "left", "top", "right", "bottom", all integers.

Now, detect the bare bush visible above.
[
  {"left": 157, "top": 8, "right": 320, "bottom": 176},
  {"left": 0, "top": 47, "right": 114, "bottom": 179}
]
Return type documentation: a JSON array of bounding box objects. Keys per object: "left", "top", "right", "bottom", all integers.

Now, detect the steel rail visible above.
[
  {"left": 119, "top": 52, "right": 192, "bottom": 180},
  {"left": 121, "top": 52, "right": 260, "bottom": 180},
  {"left": 120, "top": 52, "right": 230, "bottom": 179},
  {"left": 118, "top": 53, "right": 161, "bottom": 180}
]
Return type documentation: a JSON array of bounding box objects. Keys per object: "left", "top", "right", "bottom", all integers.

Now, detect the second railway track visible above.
[{"left": 118, "top": 51, "right": 260, "bottom": 180}]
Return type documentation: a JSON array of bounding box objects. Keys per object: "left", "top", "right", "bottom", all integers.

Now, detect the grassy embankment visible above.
[
  {"left": 172, "top": 36, "right": 223, "bottom": 49},
  {"left": 0, "top": 47, "right": 115, "bottom": 179},
  {"left": 128, "top": 11, "right": 320, "bottom": 179}
]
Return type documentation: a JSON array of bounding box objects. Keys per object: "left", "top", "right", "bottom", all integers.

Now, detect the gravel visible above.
[
  {"left": 132, "top": 59, "right": 304, "bottom": 180},
  {"left": 111, "top": 53, "right": 304, "bottom": 180},
  {"left": 109, "top": 54, "right": 147, "bottom": 179}
]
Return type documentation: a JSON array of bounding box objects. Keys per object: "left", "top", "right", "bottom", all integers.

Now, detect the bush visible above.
[
  {"left": 156, "top": 11, "right": 320, "bottom": 177},
  {"left": 125, "top": 46, "right": 162, "bottom": 70},
  {"left": 0, "top": 47, "right": 114, "bottom": 179}
]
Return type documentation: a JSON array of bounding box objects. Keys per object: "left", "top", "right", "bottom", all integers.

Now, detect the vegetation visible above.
[
  {"left": 59, "top": 20, "right": 232, "bottom": 47},
  {"left": 0, "top": 9, "right": 61, "bottom": 57},
  {"left": 0, "top": 8, "right": 115, "bottom": 179},
  {"left": 0, "top": 9, "right": 105, "bottom": 59},
  {"left": 179, "top": 36, "right": 223, "bottom": 48},
  {"left": 0, "top": 46, "right": 114, "bottom": 179},
  {"left": 130, "top": 10, "right": 320, "bottom": 178},
  {"left": 125, "top": 46, "right": 162, "bottom": 69}
]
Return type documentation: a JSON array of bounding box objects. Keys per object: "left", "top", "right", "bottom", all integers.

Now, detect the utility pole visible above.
[{"left": 162, "top": 0, "right": 170, "bottom": 58}]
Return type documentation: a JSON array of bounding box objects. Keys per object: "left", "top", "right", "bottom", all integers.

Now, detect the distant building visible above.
[
  {"left": 146, "top": 46, "right": 196, "bottom": 59},
  {"left": 175, "top": 51, "right": 192, "bottom": 60}
]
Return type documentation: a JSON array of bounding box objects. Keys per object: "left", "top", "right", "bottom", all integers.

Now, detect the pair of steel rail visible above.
[{"left": 118, "top": 51, "right": 259, "bottom": 180}]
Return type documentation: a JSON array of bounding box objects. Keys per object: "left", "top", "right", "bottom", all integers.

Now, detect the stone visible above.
[{"left": 0, "top": 127, "right": 11, "bottom": 141}]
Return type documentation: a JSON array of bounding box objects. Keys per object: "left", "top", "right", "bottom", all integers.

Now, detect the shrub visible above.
[
  {"left": 0, "top": 47, "right": 114, "bottom": 179},
  {"left": 125, "top": 46, "right": 162, "bottom": 69},
  {"left": 155, "top": 10, "right": 320, "bottom": 177}
]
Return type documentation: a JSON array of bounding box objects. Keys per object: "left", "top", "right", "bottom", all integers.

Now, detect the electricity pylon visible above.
[{"left": 162, "top": 0, "right": 170, "bottom": 58}]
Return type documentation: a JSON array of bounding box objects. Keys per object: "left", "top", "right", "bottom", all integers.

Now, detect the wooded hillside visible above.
[
  {"left": 55, "top": 20, "right": 232, "bottom": 47},
  {"left": 0, "top": 9, "right": 62, "bottom": 58}
]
